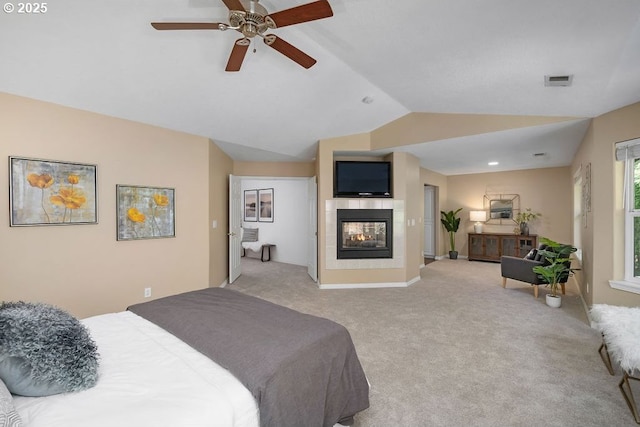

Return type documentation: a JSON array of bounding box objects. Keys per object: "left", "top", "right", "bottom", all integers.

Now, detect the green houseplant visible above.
[
  {"left": 440, "top": 208, "right": 462, "bottom": 259},
  {"left": 532, "top": 237, "right": 577, "bottom": 307},
  {"left": 514, "top": 208, "right": 541, "bottom": 235}
]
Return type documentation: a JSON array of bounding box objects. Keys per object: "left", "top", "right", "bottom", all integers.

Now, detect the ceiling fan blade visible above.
[
  {"left": 226, "top": 38, "right": 250, "bottom": 72},
  {"left": 267, "top": 0, "right": 333, "bottom": 28},
  {"left": 263, "top": 35, "right": 316, "bottom": 69},
  {"left": 151, "top": 22, "right": 226, "bottom": 30},
  {"left": 220, "top": 0, "right": 245, "bottom": 11}
]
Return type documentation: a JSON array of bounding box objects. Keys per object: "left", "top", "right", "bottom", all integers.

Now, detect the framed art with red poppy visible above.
[
  {"left": 116, "top": 185, "right": 175, "bottom": 241},
  {"left": 9, "top": 156, "right": 98, "bottom": 226}
]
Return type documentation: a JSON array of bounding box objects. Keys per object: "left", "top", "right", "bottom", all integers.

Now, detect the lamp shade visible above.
[{"left": 470, "top": 211, "right": 487, "bottom": 222}]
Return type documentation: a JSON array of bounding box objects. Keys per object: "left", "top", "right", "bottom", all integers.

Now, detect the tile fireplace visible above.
[{"left": 336, "top": 209, "right": 393, "bottom": 259}]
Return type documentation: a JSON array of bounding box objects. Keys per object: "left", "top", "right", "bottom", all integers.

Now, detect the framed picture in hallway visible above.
[
  {"left": 244, "top": 189, "right": 258, "bottom": 222},
  {"left": 9, "top": 156, "right": 98, "bottom": 226},
  {"left": 258, "top": 188, "right": 274, "bottom": 222}
]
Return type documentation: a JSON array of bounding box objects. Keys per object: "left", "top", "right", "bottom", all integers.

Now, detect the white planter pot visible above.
[{"left": 546, "top": 294, "right": 562, "bottom": 308}]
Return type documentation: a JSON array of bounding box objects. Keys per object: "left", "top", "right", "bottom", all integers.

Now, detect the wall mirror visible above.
[{"left": 483, "top": 194, "right": 520, "bottom": 224}]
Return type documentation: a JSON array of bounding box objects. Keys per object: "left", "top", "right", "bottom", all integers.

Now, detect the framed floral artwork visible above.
[
  {"left": 244, "top": 189, "right": 258, "bottom": 222},
  {"left": 9, "top": 156, "right": 98, "bottom": 226},
  {"left": 258, "top": 188, "right": 274, "bottom": 222},
  {"left": 116, "top": 185, "right": 175, "bottom": 241}
]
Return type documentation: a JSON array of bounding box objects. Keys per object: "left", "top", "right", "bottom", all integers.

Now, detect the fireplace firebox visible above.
[{"left": 337, "top": 209, "right": 393, "bottom": 259}]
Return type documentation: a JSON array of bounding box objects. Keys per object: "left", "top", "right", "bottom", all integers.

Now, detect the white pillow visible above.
[{"left": 0, "top": 377, "right": 23, "bottom": 427}]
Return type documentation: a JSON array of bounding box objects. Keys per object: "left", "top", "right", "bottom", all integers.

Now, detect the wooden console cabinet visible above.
[{"left": 468, "top": 233, "right": 537, "bottom": 262}]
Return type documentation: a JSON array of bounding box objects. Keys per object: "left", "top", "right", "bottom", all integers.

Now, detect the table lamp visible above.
[{"left": 470, "top": 211, "right": 487, "bottom": 233}]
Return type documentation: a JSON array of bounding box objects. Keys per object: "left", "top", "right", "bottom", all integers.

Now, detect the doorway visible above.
[
  {"left": 424, "top": 185, "right": 436, "bottom": 261},
  {"left": 229, "top": 176, "right": 317, "bottom": 283}
]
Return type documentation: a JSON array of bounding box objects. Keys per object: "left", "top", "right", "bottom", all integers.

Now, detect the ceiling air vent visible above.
[{"left": 545, "top": 75, "right": 573, "bottom": 87}]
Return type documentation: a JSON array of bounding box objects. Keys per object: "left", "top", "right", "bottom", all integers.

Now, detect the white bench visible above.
[
  {"left": 241, "top": 242, "right": 275, "bottom": 262},
  {"left": 590, "top": 304, "right": 640, "bottom": 424}
]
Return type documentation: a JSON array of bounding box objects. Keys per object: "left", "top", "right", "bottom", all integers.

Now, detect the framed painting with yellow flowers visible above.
[
  {"left": 116, "top": 185, "right": 175, "bottom": 241},
  {"left": 9, "top": 156, "right": 98, "bottom": 226}
]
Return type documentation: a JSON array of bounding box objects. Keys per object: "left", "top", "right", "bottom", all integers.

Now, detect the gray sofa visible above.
[{"left": 500, "top": 244, "right": 569, "bottom": 298}]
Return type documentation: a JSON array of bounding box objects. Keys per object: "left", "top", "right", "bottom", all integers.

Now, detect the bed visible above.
[{"left": 9, "top": 288, "right": 370, "bottom": 427}]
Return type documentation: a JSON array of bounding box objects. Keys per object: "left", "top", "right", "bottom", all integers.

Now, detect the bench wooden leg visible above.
[
  {"left": 533, "top": 284, "right": 539, "bottom": 298},
  {"left": 261, "top": 245, "right": 272, "bottom": 262},
  {"left": 620, "top": 372, "right": 640, "bottom": 424}
]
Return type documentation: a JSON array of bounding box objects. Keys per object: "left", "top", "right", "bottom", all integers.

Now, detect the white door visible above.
[
  {"left": 228, "top": 174, "right": 242, "bottom": 283},
  {"left": 424, "top": 185, "right": 436, "bottom": 257},
  {"left": 307, "top": 176, "right": 318, "bottom": 282}
]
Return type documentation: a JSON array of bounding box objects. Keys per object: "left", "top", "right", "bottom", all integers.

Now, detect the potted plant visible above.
[
  {"left": 532, "top": 237, "right": 577, "bottom": 308},
  {"left": 440, "top": 208, "right": 462, "bottom": 259},
  {"left": 514, "top": 208, "right": 541, "bottom": 235}
]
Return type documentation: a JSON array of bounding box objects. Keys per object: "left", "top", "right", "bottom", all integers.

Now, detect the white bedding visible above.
[{"left": 13, "top": 311, "right": 259, "bottom": 427}]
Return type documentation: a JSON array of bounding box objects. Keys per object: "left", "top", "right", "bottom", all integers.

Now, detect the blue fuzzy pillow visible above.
[{"left": 0, "top": 302, "right": 99, "bottom": 397}]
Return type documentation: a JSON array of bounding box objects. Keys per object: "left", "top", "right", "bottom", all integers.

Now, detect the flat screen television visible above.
[{"left": 334, "top": 161, "right": 392, "bottom": 198}]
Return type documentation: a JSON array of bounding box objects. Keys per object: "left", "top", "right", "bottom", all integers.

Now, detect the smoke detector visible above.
[{"left": 545, "top": 75, "right": 573, "bottom": 87}]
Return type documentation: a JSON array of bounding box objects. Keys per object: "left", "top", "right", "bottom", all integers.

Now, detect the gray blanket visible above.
[{"left": 128, "top": 288, "right": 369, "bottom": 427}]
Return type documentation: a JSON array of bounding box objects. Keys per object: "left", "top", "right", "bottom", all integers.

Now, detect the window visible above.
[
  {"left": 573, "top": 168, "right": 582, "bottom": 261},
  {"left": 626, "top": 157, "right": 640, "bottom": 279},
  {"left": 611, "top": 139, "right": 640, "bottom": 292}
]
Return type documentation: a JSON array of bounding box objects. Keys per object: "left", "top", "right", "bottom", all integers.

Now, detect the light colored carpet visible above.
[{"left": 229, "top": 258, "right": 638, "bottom": 426}]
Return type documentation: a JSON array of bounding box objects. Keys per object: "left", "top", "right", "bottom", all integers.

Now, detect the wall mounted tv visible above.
[{"left": 334, "top": 161, "right": 392, "bottom": 198}]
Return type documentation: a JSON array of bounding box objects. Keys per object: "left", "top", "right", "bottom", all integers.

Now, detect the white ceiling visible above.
[{"left": 2, "top": 0, "right": 639, "bottom": 175}]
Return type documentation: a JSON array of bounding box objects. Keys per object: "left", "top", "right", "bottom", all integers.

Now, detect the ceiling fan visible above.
[{"left": 151, "top": 0, "right": 333, "bottom": 71}]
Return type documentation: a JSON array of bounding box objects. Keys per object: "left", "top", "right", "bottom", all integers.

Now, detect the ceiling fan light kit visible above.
[{"left": 151, "top": 0, "right": 333, "bottom": 72}]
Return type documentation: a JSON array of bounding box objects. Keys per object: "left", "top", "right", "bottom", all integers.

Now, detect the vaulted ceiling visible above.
[{"left": 2, "top": 0, "right": 639, "bottom": 175}]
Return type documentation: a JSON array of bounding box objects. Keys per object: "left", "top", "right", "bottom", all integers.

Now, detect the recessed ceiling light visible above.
[{"left": 488, "top": 161, "right": 499, "bottom": 166}]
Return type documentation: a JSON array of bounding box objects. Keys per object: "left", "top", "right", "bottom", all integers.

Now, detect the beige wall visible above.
[
  {"left": 233, "top": 161, "right": 314, "bottom": 177},
  {"left": 0, "top": 93, "right": 212, "bottom": 318},
  {"left": 573, "top": 101, "right": 640, "bottom": 307},
  {"left": 394, "top": 152, "right": 422, "bottom": 279},
  {"left": 371, "top": 112, "right": 580, "bottom": 149},
  {"left": 446, "top": 167, "right": 573, "bottom": 257}
]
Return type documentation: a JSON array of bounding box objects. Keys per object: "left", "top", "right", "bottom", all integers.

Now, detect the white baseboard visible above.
[
  {"left": 319, "top": 276, "right": 420, "bottom": 289},
  {"left": 218, "top": 279, "right": 229, "bottom": 288},
  {"left": 434, "top": 255, "right": 468, "bottom": 260}
]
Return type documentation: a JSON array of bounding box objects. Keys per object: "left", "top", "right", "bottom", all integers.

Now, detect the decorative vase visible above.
[
  {"left": 520, "top": 222, "right": 529, "bottom": 236},
  {"left": 546, "top": 294, "right": 562, "bottom": 308}
]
